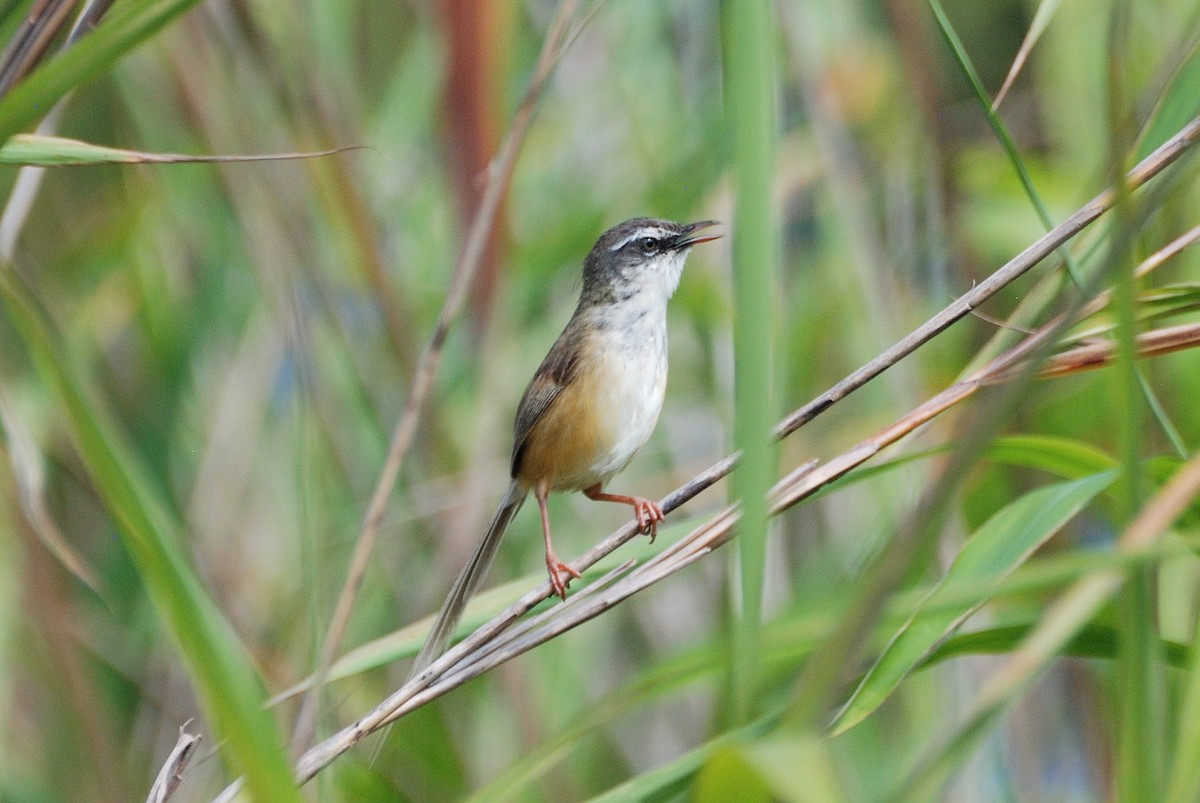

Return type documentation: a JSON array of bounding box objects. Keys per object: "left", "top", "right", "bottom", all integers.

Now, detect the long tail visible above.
[{"left": 408, "top": 481, "right": 526, "bottom": 677}]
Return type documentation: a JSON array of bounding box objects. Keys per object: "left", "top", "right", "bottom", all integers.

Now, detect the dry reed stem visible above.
[{"left": 146, "top": 723, "right": 201, "bottom": 803}]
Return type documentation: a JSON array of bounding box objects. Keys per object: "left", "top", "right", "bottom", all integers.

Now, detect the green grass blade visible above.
[
  {"left": 1138, "top": 372, "right": 1189, "bottom": 457},
  {"left": 0, "top": 0, "right": 203, "bottom": 146},
  {"left": 1107, "top": 7, "right": 1163, "bottom": 796},
  {"left": 832, "top": 470, "right": 1117, "bottom": 734},
  {"left": 818, "top": 436, "right": 1115, "bottom": 496},
  {"left": 698, "top": 734, "right": 848, "bottom": 803},
  {"left": 469, "top": 538, "right": 1183, "bottom": 802},
  {"left": 926, "top": 0, "right": 1083, "bottom": 286},
  {"left": 919, "top": 622, "right": 1189, "bottom": 670},
  {"left": 0, "top": 132, "right": 352, "bottom": 165},
  {"left": 993, "top": 0, "right": 1063, "bottom": 109},
  {"left": 984, "top": 435, "right": 1119, "bottom": 477},
  {"left": 1166, "top": 587, "right": 1200, "bottom": 802},
  {"left": 590, "top": 715, "right": 779, "bottom": 803},
  {"left": 0, "top": 271, "right": 300, "bottom": 802},
  {"left": 722, "top": 0, "right": 777, "bottom": 724},
  {"left": 1137, "top": 34, "right": 1200, "bottom": 160}
]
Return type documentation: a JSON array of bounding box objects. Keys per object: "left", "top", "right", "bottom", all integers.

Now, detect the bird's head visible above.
[{"left": 581, "top": 218, "right": 720, "bottom": 305}]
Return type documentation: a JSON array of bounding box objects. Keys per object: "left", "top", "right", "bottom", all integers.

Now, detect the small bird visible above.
[{"left": 411, "top": 217, "right": 720, "bottom": 673}]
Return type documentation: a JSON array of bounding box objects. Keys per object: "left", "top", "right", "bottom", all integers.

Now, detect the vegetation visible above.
[{"left": 1, "top": 1, "right": 1200, "bottom": 800}]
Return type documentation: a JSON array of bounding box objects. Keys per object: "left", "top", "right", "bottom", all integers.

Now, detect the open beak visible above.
[{"left": 671, "top": 219, "right": 722, "bottom": 250}]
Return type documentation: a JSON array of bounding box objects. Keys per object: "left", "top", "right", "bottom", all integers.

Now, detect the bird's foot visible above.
[
  {"left": 582, "top": 485, "right": 666, "bottom": 542},
  {"left": 546, "top": 553, "right": 582, "bottom": 600},
  {"left": 632, "top": 497, "right": 665, "bottom": 541}
]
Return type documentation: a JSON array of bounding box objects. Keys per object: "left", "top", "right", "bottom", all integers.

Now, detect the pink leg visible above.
[
  {"left": 583, "top": 484, "right": 665, "bottom": 542},
  {"left": 537, "top": 486, "right": 581, "bottom": 600}
]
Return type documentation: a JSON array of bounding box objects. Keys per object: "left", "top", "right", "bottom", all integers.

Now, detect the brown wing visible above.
[{"left": 511, "top": 323, "right": 584, "bottom": 477}]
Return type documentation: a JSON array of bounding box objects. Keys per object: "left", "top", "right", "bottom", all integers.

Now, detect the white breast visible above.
[
  {"left": 571, "top": 299, "right": 669, "bottom": 487},
  {"left": 589, "top": 342, "right": 666, "bottom": 480}
]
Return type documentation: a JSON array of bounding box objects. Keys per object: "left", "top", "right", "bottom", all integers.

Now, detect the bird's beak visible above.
[{"left": 671, "top": 220, "right": 722, "bottom": 250}]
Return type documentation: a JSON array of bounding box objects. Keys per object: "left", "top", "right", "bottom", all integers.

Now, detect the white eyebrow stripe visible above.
[{"left": 608, "top": 227, "right": 674, "bottom": 252}]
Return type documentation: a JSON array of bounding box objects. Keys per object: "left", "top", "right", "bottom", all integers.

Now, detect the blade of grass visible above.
[
  {"left": 1105, "top": 7, "right": 1164, "bottom": 800},
  {"left": 927, "top": 0, "right": 1083, "bottom": 287},
  {"left": 0, "top": 271, "right": 301, "bottom": 802},
  {"left": 891, "top": 448, "right": 1200, "bottom": 802},
  {"left": 698, "top": 735, "right": 848, "bottom": 803},
  {"left": 590, "top": 715, "right": 779, "bottom": 803},
  {"left": 992, "top": 0, "right": 1062, "bottom": 110},
  {"left": 1138, "top": 372, "right": 1189, "bottom": 457},
  {"left": 0, "top": 132, "right": 358, "bottom": 165},
  {"left": 1166, "top": 574, "right": 1200, "bottom": 802},
  {"left": 486, "top": 537, "right": 1188, "bottom": 801},
  {"left": 0, "top": 388, "right": 101, "bottom": 593},
  {"left": 1136, "top": 26, "right": 1200, "bottom": 160},
  {"left": 1069, "top": 285, "right": 1200, "bottom": 343},
  {"left": 721, "top": 0, "right": 776, "bottom": 726},
  {"left": 922, "top": 623, "right": 1189, "bottom": 671},
  {"left": 817, "top": 435, "right": 1116, "bottom": 496},
  {"left": 0, "top": 0, "right": 204, "bottom": 146},
  {"left": 832, "top": 470, "right": 1118, "bottom": 734}
]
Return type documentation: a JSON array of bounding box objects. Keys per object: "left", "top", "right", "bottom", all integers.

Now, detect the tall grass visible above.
[
  {"left": 1, "top": 2, "right": 1200, "bottom": 801},
  {"left": 723, "top": 0, "right": 776, "bottom": 727}
]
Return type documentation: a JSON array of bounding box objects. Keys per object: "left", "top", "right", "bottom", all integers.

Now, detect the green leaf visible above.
[
  {"left": 724, "top": 0, "right": 778, "bottom": 725},
  {"left": 1069, "top": 285, "right": 1200, "bottom": 343},
  {"left": 0, "top": 0, "right": 204, "bottom": 146},
  {"left": 0, "top": 272, "right": 300, "bottom": 802},
  {"left": 985, "top": 435, "right": 1119, "bottom": 478},
  {"left": 730, "top": 734, "right": 848, "bottom": 803},
  {"left": 920, "top": 622, "right": 1189, "bottom": 670},
  {"left": 590, "top": 716, "right": 778, "bottom": 803},
  {"left": 0, "top": 133, "right": 354, "bottom": 166},
  {"left": 1167, "top": 579, "right": 1200, "bottom": 802},
  {"left": 992, "top": 0, "right": 1063, "bottom": 109},
  {"left": 817, "top": 436, "right": 1114, "bottom": 502},
  {"left": 695, "top": 747, "right": 774, "bottom": 803},
  {"left": 926, "top": 0, "right": 1082, "bottom": 286},
  {"left": 1137, "top": 37, "right": 1200, "bottom": 160},
  {"left": 831, "top": 470, "right": 1117, "bottom": 734}
]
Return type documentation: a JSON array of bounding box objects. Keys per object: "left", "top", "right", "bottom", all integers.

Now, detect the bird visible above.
[{"left": 410, "top": 217, "right": 720, "bottom": 675}]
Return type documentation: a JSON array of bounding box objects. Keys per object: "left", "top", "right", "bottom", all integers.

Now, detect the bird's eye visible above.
[{"left": 638, "top": 237, "right": 659, "bottom": 254}]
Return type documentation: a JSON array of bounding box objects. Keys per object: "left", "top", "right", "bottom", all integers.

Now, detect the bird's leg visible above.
[
  {"left": 536, "top": 485, "right": 580, "bottom": 600},
  {"left": 583, "top": 484, "right": 665, "bottom": 542}
]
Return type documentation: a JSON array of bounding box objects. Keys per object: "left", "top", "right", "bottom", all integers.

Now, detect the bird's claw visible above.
[
  {"left": 546, "top": 555, "right": 582, "bottom": 601},
  {"left": 633, "top": 498, "right": 665, "bottom": 542}
]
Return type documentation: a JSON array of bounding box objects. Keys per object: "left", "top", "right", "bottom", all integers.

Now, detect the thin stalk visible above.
[
  {"left": 926, "top": 0, "right": 1083, "bottom": 287},
  {"left": 722, "top": 0, "right": 776, "bottom": 725},
  {"left": 1108, "top": 5, "right": 1163, "bottom": 800}
]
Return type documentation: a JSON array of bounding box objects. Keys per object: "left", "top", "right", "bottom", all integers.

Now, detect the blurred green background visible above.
[{"left": 2, "top": 0, "right": 1200, "bottom": 800}]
